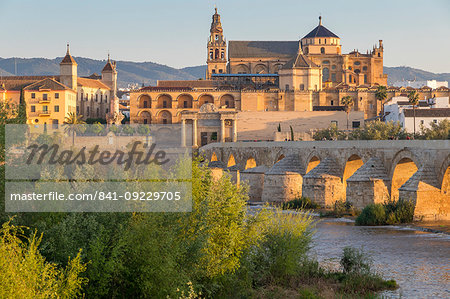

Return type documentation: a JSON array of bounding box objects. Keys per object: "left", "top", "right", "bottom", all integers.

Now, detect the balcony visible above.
[
  {"left": 39, "top": 97, "right": 51, "bottom": 103},
  {"left": 38, "top": 110, "right": 51, "bottom": 116}
]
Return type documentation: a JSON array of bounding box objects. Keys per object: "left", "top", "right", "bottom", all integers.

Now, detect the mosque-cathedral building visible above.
[{"left": 129, "top": 8, "right": 449, "bottom": 144}]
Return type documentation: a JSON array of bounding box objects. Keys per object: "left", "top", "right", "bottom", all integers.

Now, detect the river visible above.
[{"left": 311, "top": 218, "right": 450, "bottom": 298}]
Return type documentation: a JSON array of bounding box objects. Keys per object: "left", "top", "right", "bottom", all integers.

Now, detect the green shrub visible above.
[
  {"left": 355, "top": 204, "right": 386, "bottom": 226},
  {"left": 282, "top": 197, "right": 319, "bottom": 210},
  {"left": 356, "top": 200, "right": 415, "bottom": 226},
  {"left": 340, "top": 247, "right": 372, "bottom": 275}
]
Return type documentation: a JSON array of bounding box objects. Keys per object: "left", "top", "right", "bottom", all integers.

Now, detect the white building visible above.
[
  {"left": 384, "top": 96, "right": 450, "bottom": 133},
  {"left": 392, "top": 79, "right": 448, "bottom": 89}
]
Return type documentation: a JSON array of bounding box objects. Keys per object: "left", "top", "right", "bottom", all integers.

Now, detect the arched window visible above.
[
  {"left": 324, "top": 39, "right": 327, "bottom": 44},
  {"left": 319, "top": 39, "right": 321, "bottom": 44},
  {"left": 221, "top": 51, "right": 224, "bottom": 59},
  {"left": 323, "top": 67, "right": 330, "bottom": 82},
  {"left": 215, "top": 49, "right": 219, "bottom": 59},
  {"left": 320, "top": 47, "right": 325, "bottom": 54}
]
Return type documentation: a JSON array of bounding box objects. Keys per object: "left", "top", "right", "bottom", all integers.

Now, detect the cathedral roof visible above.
[
  {"left": 281, "top": 52, "right": 319, "bottom": 69},
  {"left": 303, "top": 17, "right": 339, "bottom": 39},
  {"left": 229, "top": 41, "right": 298, "bottom": 59},
  {"left": 23, "top": 77, "right": 71, "bottom": 91}
]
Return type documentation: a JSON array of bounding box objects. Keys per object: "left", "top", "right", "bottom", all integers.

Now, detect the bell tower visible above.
[{"left": 206, "top": 7, "right": 227, "bottom": 79}]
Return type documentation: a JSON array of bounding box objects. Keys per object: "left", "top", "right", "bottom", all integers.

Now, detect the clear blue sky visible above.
[{"left": 1, "top": 0, "right": 449, "bottom": 73}]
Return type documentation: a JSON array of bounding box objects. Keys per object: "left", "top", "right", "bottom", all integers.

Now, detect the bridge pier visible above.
[
  {"left": 346, "top": 157, "right": 390, "bottom": 210},
  {"left": 261, "top": 155, "right": 304, "bottom": 203},
  {"left": 302, "top": 158, "right": 344, "bottom": 207},
  {"left": 240, "top": 166, "right": 269, "bottom": 202}
]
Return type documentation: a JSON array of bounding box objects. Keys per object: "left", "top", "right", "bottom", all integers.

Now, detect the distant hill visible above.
[
  {"left": 0, "top": 57, "right": 202, "bottom": 88},
  {"left": 384, "top": 66, "right": 450, "bottom": 85},
  {"left": 1, "top": 56, "right": 448, "bottom": 88}
]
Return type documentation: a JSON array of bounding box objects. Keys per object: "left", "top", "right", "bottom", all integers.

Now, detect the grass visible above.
[{"left": 282, "top": 197, "right": 320, "bottom": 210}]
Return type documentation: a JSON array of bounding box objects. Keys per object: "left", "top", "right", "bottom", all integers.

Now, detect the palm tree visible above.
[
  {"left": 64, "top": 112, "right": 86, "bottom": 146},
  {"left": 375, "top": 85, "right": 387, "bottom": 119},
  {"left": 341, "top": 96, "right": 354, "bottom": 131},
  {"left": 408, "top": 90, "right": 420, "bottom": 138}
]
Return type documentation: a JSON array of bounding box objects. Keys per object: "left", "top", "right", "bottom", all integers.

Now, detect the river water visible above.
[{"left": 311, "top": 218, "right": 450, "bottom": 298}]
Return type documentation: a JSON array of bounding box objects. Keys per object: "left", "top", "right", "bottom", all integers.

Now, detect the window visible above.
[
  {"left": 331, "top": 73, "right": 336, "bottom": 82},
  {"left": 354, "top": 61, "right": 361, "bottom": 65},
  {"left": 43, "top": 105, "right": 48, "bottom": 112},
  {"left": 31, "top": 105, "right": 35, "bottom": 112},
  {"left": 100, "top": 94, "right": 103, "bottom": 101},
  {"left": 184, "top": 101, "right": 188, "bottom": 108},
  {"left": 221, "top": 52, "right": 224, "bottom": 59},
  {"left": 363, "top": 66, "right": 367, "bottom": 71},
  {"left": 323, "top": 67, "right": 330, "bottom": 82},
  {"left": 54, "top": 105, "right": 59, "bottom": 112},
  {"left": 31, "top": 93, "right": 35, "bottom": 99},
  {"left": 163, "top": 119, "right": 167, "bottom": 124},
  {"left": 332, "top": 65, "right": 336, "bottom": 70},
  {"left": 219, "top": 69, "right": 223, "bottom": 73},
  {"left": 331, "top": 120, "right": 338, "bottom": 126},
  {"left": 352, "top": 121, "right": 361, "bottom": 128},
  {"left": 143, "top": 101, "right": 148, "bottom": 108},
  {"left": 215, "top": 34, "right": 218, "bottom": 40},
  {"left": 300, "top": 84, "right": 305, "bottom": 90},
  {"left": 370, "top": 104, "right": 373, "bottom": 109},
  {"left": 364, "top": 74, "right": 367, "bottom": 83},
  {"left": 285, "top": 84, "right": 289, "bottom": 91},
  {"left": 433, "top": 119, "right": 438, "bottom": 124},
  {"left": 225, "top": 100, "right": 229, "bottom": 107},
  {"left": 106, "top": 108, "right": 109, "bottom": 114},
  {"left": 212, "top": 69, "right": 216, "bottom": 74},
  {"left": 319, "top": 39, "right": 321, "bottom": 44},
  {"left": 322, "top": 60, "right": 330, "bottom": 65},
  {"left": 304, "top": 47, "right": 309, "bottom": 54},
  {"left": 163, "top": 101, "right": 167, "bottom": 108},
  {"left": 105, "top": 95, "right": 108, "bottom": 102},
  {"left": 378, "top": 53, "right": 380, "bottom": 57},
  {"left": 55, "top": 93, "right": 59, "bottom": 99},
  {"left": 331, "top": 100, "right": 334, "bottom": 106},
  {"left": 349, "top": 66, "right": 352, "bottom": 70},
  {"left": 324, "top": 39, "right": 327, "bottom": 44},
  {"left": 210, "top": 52, "right": 213, "bottom": 59},
  {"left": 43, "top": 94, "right": 48, "bottom": 100},
  {"left": 320, "top": 47, "right": 325, "bottom": 54}
]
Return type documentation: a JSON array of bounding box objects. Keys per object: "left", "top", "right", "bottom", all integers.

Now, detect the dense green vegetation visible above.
[{"left": 356, "top": 200, "right": 415, "bottom": 226}]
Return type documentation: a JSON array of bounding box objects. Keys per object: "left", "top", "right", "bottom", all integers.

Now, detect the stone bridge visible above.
[{"left": 200, "top": 140, "right": 450, "bottom": 220}]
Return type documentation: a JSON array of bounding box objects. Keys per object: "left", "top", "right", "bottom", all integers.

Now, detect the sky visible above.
[{"left": 1, "top": 0, "right": 449, "bottom": 73}]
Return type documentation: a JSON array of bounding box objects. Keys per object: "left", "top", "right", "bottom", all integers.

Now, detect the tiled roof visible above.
[
  {"left": 228, "top": 41, "right": 298, "bottom": 59},
  {"left": 157, "top": 80, "right": 215, "bottom": 88},
  {"left": 303, "top": 24, "right": 339, "bottom": 39},
  {"left": 138, "top": 86, "right": 193, "bottom": 92},
  {"left": 403, "top": 108, "right": 450, "bottom": 117},
  {"left": 24, "top": 78, "right": 71, "bottom": 91},
  {"left": 102, "top": 61, "right": 114, "bottom": 72},
  {"left": 77, "top": 77, "right": 110, "bottom": 89},
  {"left": 0, "top": 76, "right": 59, "bottom": 90},
  {"left": 281, "top": 53, "right": 319, "bottom": 69},
  {"left": 61, "top": 53, "right": 77, "bottom": 64}
]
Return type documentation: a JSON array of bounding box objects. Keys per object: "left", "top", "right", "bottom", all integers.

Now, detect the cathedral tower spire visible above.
[{"left": 206, "top": 7, "right": 227, "bottom": 79}]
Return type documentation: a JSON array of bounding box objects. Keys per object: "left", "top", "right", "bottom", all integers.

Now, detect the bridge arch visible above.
[
  {"left": 211, "top": 152, "right": 218, "bottom": 162},
  {"left": 227, "top": 153, "right": 236, "bottom": 168},
  {"left": 391, "top": 156, "right": 418, "bottom": 200},
  {"left": 305, "top": 152, "right": 321, "bottom": 174},
  {"left": 343, "top": 154, "right": 364, "bottom": 184},
  {"left": 245, "top": 157, "right": 257, "bottom": 170}
]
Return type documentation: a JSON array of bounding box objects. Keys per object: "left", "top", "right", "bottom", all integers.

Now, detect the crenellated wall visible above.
[{"left": 201, "top": 140, "right": 450, "bottom": 220}]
